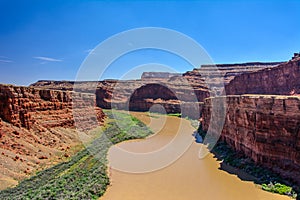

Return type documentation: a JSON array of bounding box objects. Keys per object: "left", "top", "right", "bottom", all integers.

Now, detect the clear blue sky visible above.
[{"left": 0, "top": 0, "right": 299, "bottom": 86}]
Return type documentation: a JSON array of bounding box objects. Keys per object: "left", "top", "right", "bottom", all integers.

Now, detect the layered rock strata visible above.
[
  {"left": 201, "top": 95, "right": 300, "bottom": 186},
  {"left": 0, "top": 84, "right": 105, "bottom": 189},
  {"left": 32, "top": 79, "right": 208, "bottom": 119},
  {"left": 30, "top": 62, "right": 280, "bottom": 119},
  {"left": 225, "top": 56, "right": 300, "bottom": 95}
]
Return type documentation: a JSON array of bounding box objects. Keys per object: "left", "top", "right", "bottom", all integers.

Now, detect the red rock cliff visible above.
[
  {"left": 0, "top": 84, "right": 104, "bottom": 130},
  {"left": 225, "top": 56, "right": 300, "bottom": 95},
  {"left": 31, "top": 79, "right": 208, "bottom": 119},
  {"left": 201, "top": 95, "right": 300, "bottom": 186},
  {"left": 0, "top": 84, "right": 105, "bottom": 189},
  {"left": 29, "top": 61, "right": 282, "bottom": 119}
]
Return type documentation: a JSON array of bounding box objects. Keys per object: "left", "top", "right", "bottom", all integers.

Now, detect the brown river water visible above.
[{"left": 100, "top": 112, "right": 291, "bottom": 200}]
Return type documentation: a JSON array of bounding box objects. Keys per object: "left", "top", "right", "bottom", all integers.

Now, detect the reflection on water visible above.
[{"left": 100, "top": 112, "right": 290, "bottom": 200}]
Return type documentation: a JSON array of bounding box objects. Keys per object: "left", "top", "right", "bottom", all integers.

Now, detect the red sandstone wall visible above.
[
  {"left": 201, "top": 95, "right": 300, "bottom": 186},
  {"left": 0, "top": 84, "right": 105, "bottom": 188},
  {"left": 225, "top": 57, "right": 300, "bottom": 95},
  {"left": 30, "top": 78, "right": 209, "bottom": 118},
  {"left": 0, "top": 84, "right": 104, "bottom": 130}
]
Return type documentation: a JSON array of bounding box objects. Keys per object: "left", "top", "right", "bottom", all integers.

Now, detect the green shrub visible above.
[{"left": 262, "top": 183, "right": 296, "bottom": 197}]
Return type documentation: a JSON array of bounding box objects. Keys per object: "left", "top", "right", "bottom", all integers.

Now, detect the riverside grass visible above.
[{"left": 0, "top": 110, "right": 152, "bottom": 200}]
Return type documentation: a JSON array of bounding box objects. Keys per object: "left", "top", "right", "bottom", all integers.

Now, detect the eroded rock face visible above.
[
  {"left": 0, "top": 85, "right": 70, "bottom": 129},
  {"left": 183, "top": 62, "right": 282, "bottom": 90},
  {"left": 225, "top": 57, "right": 300, "bottom": 95},
  {"left": 31, "top": 79, "right": 208, "bottom": 118},
  {"left": 129, "top": 83, "right": 179, "bottom": 112},
  {"left": 29, "top": 61, "right": 282, "bottom": 119},
  {"left": 201, "top": 95, "right": 300, "bottom": 186},
  {"left": 0, "top": 84, "right": 104, "bottom": 130},
  {"left": 0, "top": 84, "right": 105, "bottom": 189}
]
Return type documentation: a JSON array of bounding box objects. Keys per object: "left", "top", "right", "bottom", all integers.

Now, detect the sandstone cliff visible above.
[
  {"left": 31, "top": 79, "right": 208, "bottom": 118},
  {"left": 0, "top": 84, "right": 105, "bottom": 189},
  {"left": 225, "top": 56, "right": 300, "bottom": 95},
  {"left": 30, "top": 61, "right": 279, "bottom": 119},
  {"left": 201, "top": 95, "right": 300, "bottom": 186},
  {"left": 183, "top": 62, "right": 282, "bottom": 87}
]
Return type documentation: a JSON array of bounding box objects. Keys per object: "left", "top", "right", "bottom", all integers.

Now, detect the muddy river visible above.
[{"left": 100, "top": 112, "right": 290, "bottom": 200}]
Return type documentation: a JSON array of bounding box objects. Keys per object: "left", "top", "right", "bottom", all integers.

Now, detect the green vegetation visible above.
[
  {"left": 167, "top": 113, "right": 181, "bottom": 117},
  {"left": 262, "top": 183, "right": 294, "bottom": 196},
  {"left": 197, "top": 125, "right": 298, "bottom": 199},
  {"left": 0, "top": 110, "right": 152, "bottom": 200}
]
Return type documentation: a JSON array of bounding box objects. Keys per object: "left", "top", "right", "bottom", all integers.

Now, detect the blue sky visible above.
[{"left": 0, "top": 0, "right": 299, "bottom": 86}]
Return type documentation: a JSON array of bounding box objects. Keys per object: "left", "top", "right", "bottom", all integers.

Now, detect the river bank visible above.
[{"left": 0, "top": 110, "right": 152, "bottom": 199}]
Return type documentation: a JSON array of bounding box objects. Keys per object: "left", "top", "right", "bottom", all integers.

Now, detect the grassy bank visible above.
[
  {"left": 0, "top": 110, "right": 152, "bottom": 200},
  {"left": 198, "top": 127, "right": 298, "bottom": 199}
]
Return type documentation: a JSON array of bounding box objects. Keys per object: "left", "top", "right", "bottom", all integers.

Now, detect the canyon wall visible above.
[
  {"left": 32, "top": 79, "right": 208, "bottom": 119},
  {"left": 225, "top": 56, "right": 300, "bottom": 95},
  {"left": 0, "top": 84, "right": 105, "bottom": 189},
  {"left": 201, "top": 95, "right": 300, "bottom": 186},
  {"left": 183, "top": 62, "right": 282, "bottom": 86},
  {"left": 0, "top": 84, "right": 104, "bottom": 130},
  {"left": 198, "top": 54, "right": 300, "bottom": 188},
  {"left": 30, "top": 62, "right": 281, "bottom": 119}
]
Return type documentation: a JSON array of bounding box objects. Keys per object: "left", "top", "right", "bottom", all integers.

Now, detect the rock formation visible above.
[
  {"left": 30, "top": 62, "right": 281, "bottom": 119},
  {"left": 0, "top": 84, "right": 105, "bottom": 189},
  {"left": 183, "top": 62, "right": 282, "bottom": 91},
  {"left": 200, "top": 54, "right": 300, "bottom": 188},
  {"left": 225, "top": 56, "right": 300, "bottom": 95},
  {"left": 201, "top": 95, "right": 300, "bottom": 187},
  {"left": 31, "top": 79, "right": 207, "bottom": 118}
]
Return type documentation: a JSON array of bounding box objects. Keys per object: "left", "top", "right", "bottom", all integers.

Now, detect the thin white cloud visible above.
[
  {"left": 0, "top": 59, "right": 13, "bottom": 63},
  {"left": 34, "top": 56, "right": 63, "bottom": 62},
  {"left": 0, "top": 56, "right": 13, "bottom": 63}
]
